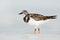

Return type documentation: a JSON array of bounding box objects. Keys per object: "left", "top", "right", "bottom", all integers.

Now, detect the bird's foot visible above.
[
  {"left": 34, "top": 28, "right": 36, "bottom": 34},
  {"left": 38, "top": 28, "right": 40, "bottom": 34}
]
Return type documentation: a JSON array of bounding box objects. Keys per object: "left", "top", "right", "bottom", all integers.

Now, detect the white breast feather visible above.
[{"left": 28, "top": 17, "right": 49, "bottom": 26}]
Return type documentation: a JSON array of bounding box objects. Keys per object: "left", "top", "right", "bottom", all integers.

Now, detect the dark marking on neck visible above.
[{"left": 23, "top": 14, "right": 30, "bottom": 23}]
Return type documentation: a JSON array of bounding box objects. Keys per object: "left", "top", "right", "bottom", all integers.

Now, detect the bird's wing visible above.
[
  {"left": 30, "top": 14, "right": 43, "bottom": 17},
  {"left": 30, "top": 14, "right": 44, "bottom": 21}
]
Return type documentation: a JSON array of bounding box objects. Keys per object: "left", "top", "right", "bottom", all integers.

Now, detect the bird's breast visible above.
[{"left": 28, "top": 17, "right": 49, "bottom": 26}]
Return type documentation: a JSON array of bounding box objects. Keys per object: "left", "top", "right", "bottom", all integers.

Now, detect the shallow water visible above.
[
  {"left": 0, "top": 27, "right": 60, "bottom": 40},
  {"left": 0, "top": 33, "right": 60, "bottom": 40}
]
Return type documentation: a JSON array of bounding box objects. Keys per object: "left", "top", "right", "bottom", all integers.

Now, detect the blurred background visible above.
[{"left": 0, "top": 0, "right": 60, "bottom": 34}]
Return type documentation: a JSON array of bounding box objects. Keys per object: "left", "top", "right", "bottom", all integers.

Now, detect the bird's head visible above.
[{"left": 19, "top": 10, "right": 29, "bottom": 15}]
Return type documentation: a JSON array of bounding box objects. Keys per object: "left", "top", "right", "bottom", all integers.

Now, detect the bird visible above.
[{"left": 19, "top": 10, "right": 56, "bottom": 34}]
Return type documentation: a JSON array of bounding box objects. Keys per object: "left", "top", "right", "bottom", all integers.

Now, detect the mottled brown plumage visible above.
[
  {"left": 23, "top": 14, "right": 56, "bottom": 23},
  {"left": 19, "top": 10, "right": 56, "bottom": 23},
  {"left": 30, "top": 14, "right": 44, "bottom": 21}
]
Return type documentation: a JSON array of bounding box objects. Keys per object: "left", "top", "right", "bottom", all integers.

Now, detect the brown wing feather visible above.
[
  {"left": 30, "top": 14, "right": 44, "bottom": 21},
  {"left": 30, "top": 14, "right": 43, "bottom": 17}
]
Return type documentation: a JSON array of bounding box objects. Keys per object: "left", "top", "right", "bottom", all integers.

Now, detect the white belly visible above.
[{"left": 28, "top": 17, "right": 49, "bottom": 27}]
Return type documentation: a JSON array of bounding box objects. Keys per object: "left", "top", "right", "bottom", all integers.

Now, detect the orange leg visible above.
[
  {"left": 38, "top": 28, "right": 40, "bottom": 34},
  {"left": 34, "top": 28, "right": 36, "bottom": 34}
]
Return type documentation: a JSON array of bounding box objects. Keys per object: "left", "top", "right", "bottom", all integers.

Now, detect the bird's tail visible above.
[{"left": 47, "top": 15, "right": 57, "bottom": 19}]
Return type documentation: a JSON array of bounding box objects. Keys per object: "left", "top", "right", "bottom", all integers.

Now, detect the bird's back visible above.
[{"left": 30, "top": 14, "right": 56, "bottom": 21}]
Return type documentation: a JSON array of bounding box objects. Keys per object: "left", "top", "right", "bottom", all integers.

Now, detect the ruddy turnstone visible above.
[{"left": 19, "top": 10, "right": 56, "bottom": 34}]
